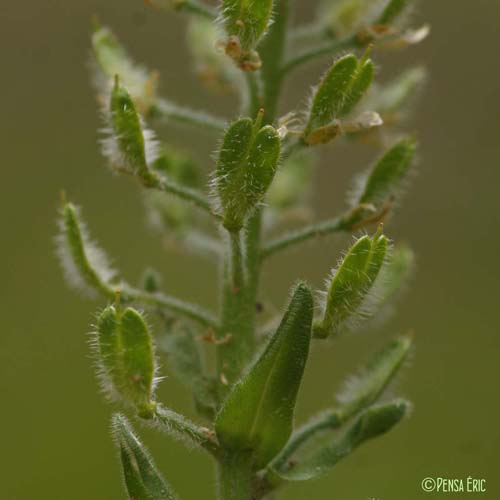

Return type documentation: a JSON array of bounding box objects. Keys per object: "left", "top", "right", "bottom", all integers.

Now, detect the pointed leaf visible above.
[
  {"left": 112, "top": 414, "right": 178, "bottom": 500},
  {"left": 215, "top": 283, "right": 314, "bottom": 468},
  {"left": 274, "top": 400, "right": 409, "bottom": 481},
  {"left": 95, "top": 305, "right": 157, "bottom": 418}
]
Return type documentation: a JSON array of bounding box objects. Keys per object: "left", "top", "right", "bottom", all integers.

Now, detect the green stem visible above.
[
  {"left": 259, "top": 0, "right": 290, "bottom": 123},
  {"left": 217, "top": 232, "right": 254, "bottom": 395},
  {"left": 281, "top": 35, "right": 357, "bottom": 76},
  {"left": 126, "top": 287, "right": 218, "bottom": 329},
  {"left": 245, "top": 72, "right": 262, "bottom": 118},
  {"left": 151, "top": 404, "right": 221, "bottom": 457},
  {"left": 217, "top": 452, "right": 254, "bottom": 500},
  {"left": 261, "top": 216, "right": 349, "bottom": 259},
  {"left": 151, "top": 98, "right": 226, "bottom": 132}
]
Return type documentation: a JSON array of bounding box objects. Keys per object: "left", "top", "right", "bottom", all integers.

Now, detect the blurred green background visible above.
[{"left": 1, "top": 0, "right": 499, "bottom": 498}]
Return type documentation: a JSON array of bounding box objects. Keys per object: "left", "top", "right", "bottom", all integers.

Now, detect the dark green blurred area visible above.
[{"left": 1, "top": 0, "right": 499, "bottom": 498}]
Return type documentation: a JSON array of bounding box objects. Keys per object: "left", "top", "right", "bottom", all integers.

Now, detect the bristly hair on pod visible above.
[
  {"left": 56, "top": 202, "right": 117, "bottom": 299},
  {"left": 100, "top": 108, "right": 160, "bottom": 175},
  {"left": 89, "top": 305, "right": 163, "bottom": 413}
]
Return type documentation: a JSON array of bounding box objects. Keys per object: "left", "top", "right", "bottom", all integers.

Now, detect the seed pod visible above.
[
  {"left": 96, "top": 305, "right": 157, "bottom": 418},
  {"left": 369, "top": 66, "right": 427, "bottom": 121},
  {"left": 214, "top": 115, "right": 280, "bottom": 231},
  {"left": 376, "top": 0, "right": 410, "bottom": 26},
  {"left": 112, "top": 414, "right": 178, "bottom": 500},
  {"left": 304, "top": 53, "right": 374, "bottom": 144},
  {"left": 104, "top": 77, "right": 157, "bottom": 183},
  {"left": 220, "top": 0, "right": 274, "bottom": 70},
  {"left": 337, "top": 335, "right": 413, "bottom": 418},
  {"left": 91, "top": 24, "right": 157, "bottom": 112},
  {"left": 215, "top": 283, "right": 314, "bottom": 468},
  {"left": 187, "top": 17, "right": 240, "bottom": 93},
  {"left": 357, "top": 138, "right": 416, "bottom": 208},
  {"left": 274, "top": 400, "right": 409, "bottom": 481},
  {"left": 314, "top": 230, "right": 388, "bottom": 338},
  {"left": 56, "top": 200, "right": 117, "bottom": 299}
]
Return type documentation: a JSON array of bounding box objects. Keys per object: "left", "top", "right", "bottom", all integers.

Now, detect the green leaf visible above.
[
  {"left": 214, "top": 115, "right": 281, "bottom": 231},
  {"left": 161, "top": 323, "right": 216, "bottom": 418},
  {"left": 314, "top": 229, "right": 388, "bottom": 338},
  {"left": 304, "top": 53, "right": 375, "bottom": 144},
  {"left": 215, "top": 283, "right": 314, "bottom": 468},
  {"left": 91, "top": 24, "right": 157, "bottom": 112},
  {"left": 95, "top": 305, "right": 157, "bottom": 418},
  {"left": 357, "top": 138, "right": 416, "bottom": 208},
  {"left": 337, "top": 335, "right": 413, "bottom": 418},
  {"left": 273, "top": 400, "right": 409, "bottom": 481},
  {"left": 112, "top": 414, "right": 178, "bottom": 500},
  {"left": 220, "top": 0, "right": 274, "bottom": 70},
  {"left": 56, "top": 200, "right": 117, "bottom": 299},
  {"left": 105, "top": 77, "right": 157, "bottom": 183}
]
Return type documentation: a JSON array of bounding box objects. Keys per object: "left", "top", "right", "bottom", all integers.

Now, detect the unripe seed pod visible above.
[
  {"left": 304, "top": 53, "right": 374, "bottom": 144},
  {"left": 314, "top": 229, "right": 388, "bottom": 338},
  {"left": 96, "top": 305, "right": 157, "bottom": 418},
  {"left": 214, "top": 114, "right": 280, "bottom": 231}
]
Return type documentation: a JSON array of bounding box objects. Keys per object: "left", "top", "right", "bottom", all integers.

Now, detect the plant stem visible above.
[
  {"left": 281, "top": 35, "right": 357, "bottom": 76},
  {"left": 127, "top": 288, "right": 218, "bottom": 329},
  {"left": 152, "top": 404, "right": 221, "bottom": 457},
  {"left": 217, "top": 452, "right": 254, "bottom": 500},
  {"left": 259, "top": 0, "right": 290, "bottom": 123},
  {"left": 261, "top": 216, "right": 349, "bottom": 259},
  {"left": 217, "top": 232, "right": 254, "bottom": 395},
  {"left": 151, "top": 98, "right": 226, "bottom": 132}
]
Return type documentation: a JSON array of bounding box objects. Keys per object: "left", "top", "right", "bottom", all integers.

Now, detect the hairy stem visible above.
[
  {"left": 127, "top": 288, "right": 218, "bottom": 329},
  {"left": 261, "top": 216, "right": 349, "bottom": 259},
  {"left": 150, "top": 98, "right": 226, "bottom": 132},
  {"left": 281, "top": 35, "right": 357, "bottom": 76},
  {"left": 217, "top": 231, "right": 254, "bottom": 396},
  {"left": 217, "top": 452, "right": 254, "bottom": 500}
]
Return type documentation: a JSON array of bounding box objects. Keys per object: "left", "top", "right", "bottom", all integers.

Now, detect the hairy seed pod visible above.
[
  {"left": 214, "top": 115, "right": 280, "bottom": 231},
  {"left": 96, "top": 305, "right": 157, "bottom": 418},
  {"left": 314, "top": 229, "right": 388, "bottom": 338},
  {"left": 304, "top": 53, "right": 374, "bottom": 144},
  {"left": 91, "top": 23, "right": 157, "bottom": 112},
  {"left": 274, "top": 399, "right": 409, "bottom": 481},
  {"left": 112, "top": 414, "right": 178, "bottom": 499},
  {"left": 215, "top": 283, "right": 313, "bottom": 468},
  {"left": 357, "top": 137, "right": 417, "bottom": 208}
]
